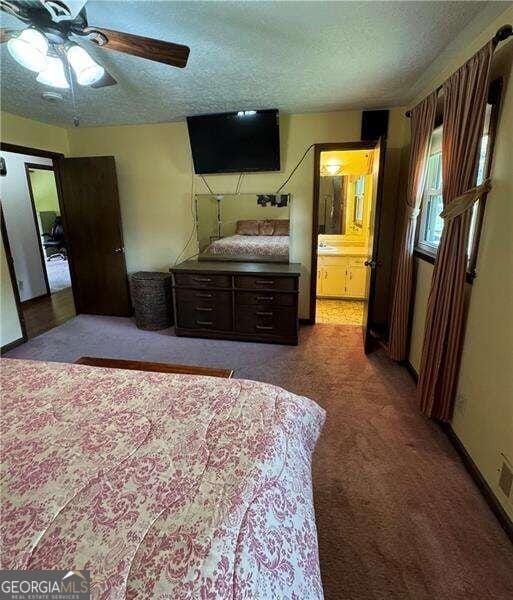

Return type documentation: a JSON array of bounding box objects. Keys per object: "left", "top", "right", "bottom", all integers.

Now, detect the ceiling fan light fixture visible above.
[
  {"left": 37, "top": 56, "right": 69, "bottom": 89},
  {"left": 7, "top": 28, "right": 48, "bottom": 72},
  {"left": 66, "top": 44, "right": 104, "bottom": 85}
]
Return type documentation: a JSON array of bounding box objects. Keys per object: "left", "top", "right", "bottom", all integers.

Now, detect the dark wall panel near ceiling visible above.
[{"left": 361, "top": 110, "right": 390, "bottom": 141}]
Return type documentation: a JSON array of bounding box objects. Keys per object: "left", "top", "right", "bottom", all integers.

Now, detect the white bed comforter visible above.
[{"left": 0, "top": 358, "right": 325, "bottom": 599}]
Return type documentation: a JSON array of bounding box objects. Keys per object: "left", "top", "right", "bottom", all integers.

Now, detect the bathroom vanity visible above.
[{"left": 317, "top": 247, "right": 368, "bottom": 299}]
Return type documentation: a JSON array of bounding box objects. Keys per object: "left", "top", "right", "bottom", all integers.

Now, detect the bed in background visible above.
[
  {"left": 208, "top": 234, "right": 290, "bottom": 260},
  {"left": 206, "top": 219, "right": 290, "bottom": 261},
  {"left": 0, "top": 358, "right": 325, "bottom": 599}
]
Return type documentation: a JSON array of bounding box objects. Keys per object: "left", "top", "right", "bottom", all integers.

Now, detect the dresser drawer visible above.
[
  {"left": 235, "top": 305, "right": 297, "bottom": 336},
  {"left": 235, "top": 275, "right": 296, "bottom": 291},
  {"left": 236, "top": 291, "right": 295, "bottom": 307},
  {"left": 176, "top": 302, "right": 232, "bottom": 331},
  {"left": 175, "top": 288, "right": 231, "bottom": 306},
  {"left": 174, "top": 273, "right": 231, "bottom": 289}
]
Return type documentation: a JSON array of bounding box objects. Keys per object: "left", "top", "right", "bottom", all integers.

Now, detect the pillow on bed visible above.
[
  {"left": 236, "top": 220, "right": 260, "bottom": 235},
  {"left": 259, "top": 220, "right": 275, "bottom": 235},
  {"left": 273, "top": 220, "right": 290, "bottom": 235}
]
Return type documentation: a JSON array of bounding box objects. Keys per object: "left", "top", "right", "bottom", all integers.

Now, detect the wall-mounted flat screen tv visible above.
[{"left": 187, "top": 109, "right": 280, "bottom": 174}]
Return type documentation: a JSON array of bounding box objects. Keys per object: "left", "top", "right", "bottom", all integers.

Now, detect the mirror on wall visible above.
[
  {"left": 196, "top": 193, "right": 291, "bottom": 263},
  {"left": 318, "top": 176, "right": 346, "bottom": 234}
]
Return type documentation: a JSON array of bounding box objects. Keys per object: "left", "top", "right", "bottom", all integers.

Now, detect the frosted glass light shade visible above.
[
  {"left": 66, "top": 45, "right": 104, "bottom": 85},
  {"left": 7, "top": 28, "right": 48, "bottom": 72},
  {"left": 37, "top": 56, "right": 69, "bottom": 88}
]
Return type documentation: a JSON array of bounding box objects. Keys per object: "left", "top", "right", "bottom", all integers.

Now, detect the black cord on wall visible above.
[
  {"left": 275, "top": 144, "right": 315, "bottom": 194},
  {"left": 200, "top": 174, "right": 214, "bottom": 195},
  {"left": 235, "top": 173, "right": 244, "bottom": 194},
  {"left": 173, "top": 160, "right": 198, "bottom": 265}
]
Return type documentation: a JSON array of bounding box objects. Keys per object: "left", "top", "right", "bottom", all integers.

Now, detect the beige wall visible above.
[
  {"left": 1, "top": 108, "right": 406, "bottom": 322},
  {"left": 30, "top": 169, "right": 60, "bottom": 215},
  {"left": 67, "top": 109, "right": 407, "bottom": 319},
  {"left": 66, "top": 111, "right": 365, "bottom": 318},
  {"left": 1, "top": 111, "right": 69, "bottom": 155},
  {"left": 407, "top": 5, "right": 513, "bottom": 519}
]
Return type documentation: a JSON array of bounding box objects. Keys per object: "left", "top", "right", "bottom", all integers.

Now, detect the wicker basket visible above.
[{"left": 130, "top": 271, "right": 174, "bottom": 330}]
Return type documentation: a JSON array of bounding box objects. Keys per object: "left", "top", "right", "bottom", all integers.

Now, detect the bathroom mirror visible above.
[
  {"left": 196, "top": 193, "right": 291, "bottom": 263},
  {"left": 318, "top": 174, "right": 368, "bottom": 235},
  {"left": 317, "top": 150, "right": 373, "bottom": 245}
]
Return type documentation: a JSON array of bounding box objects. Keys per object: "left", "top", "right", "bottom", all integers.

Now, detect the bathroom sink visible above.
[{"left": 318, "top": 245, "right": 339, "bottom": 255}]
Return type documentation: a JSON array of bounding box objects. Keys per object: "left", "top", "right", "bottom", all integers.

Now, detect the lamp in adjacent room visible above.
[{"left": 325, "top": 158, "right": 342, "bottom": 176}]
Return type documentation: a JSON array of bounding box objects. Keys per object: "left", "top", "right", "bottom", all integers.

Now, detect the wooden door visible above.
[
  {"left": 56, "top": 156, "right": 131, "bottom": 316},
  {"left": 362, "top": 138, "right": 386, "bottom": 353}
]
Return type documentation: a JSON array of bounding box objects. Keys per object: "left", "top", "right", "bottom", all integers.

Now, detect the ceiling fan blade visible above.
[
  {"left": 0, "top": 28, "right": 17, "bottom": 43},
  {"left": 0, "top": 0, "right": 32, "bottom": 22},
  {"left": 83, "top": 26, "right": 190, "bottom": 68},
  {"left": 90, "top": 69, "right": 117, "bottom": 89}
]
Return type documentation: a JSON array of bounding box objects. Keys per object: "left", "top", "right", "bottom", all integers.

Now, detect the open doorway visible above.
[
  {"left": 0, "top": 146, "right": 76, "bottom": 340},
  {"left": 25, "top": 164, "right": 72, "bottom": 293},
  {"left": 315, "top": 148, "right": 374, "bottom": 325},
  {"left": 310, "top": 140, "right": 386, "bottom": 351}
]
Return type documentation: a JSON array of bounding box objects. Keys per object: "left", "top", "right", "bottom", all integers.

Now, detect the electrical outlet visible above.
[{"left": 455, "top": 393, "right": 467, "bottom": 416}]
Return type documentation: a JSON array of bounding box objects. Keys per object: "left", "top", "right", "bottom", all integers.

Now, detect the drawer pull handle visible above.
[
  {"left": 256, "top": 296, "right": 275, "bottom": 301},
  {"left": 196, "top": 320, "right": 213, "bottom": 326},
  {"left": 195, "top": 307, "right": 213, "bottom": 312},
  {"left": 255, "top": 279, "right": 274, "bottom": 285},
  {"left": 195, "top": 293, "right": 213, "bottom": 298},
  {"left": 256, "top": 311, "right": 273, "bottom": 316},
  {"left": 256, "top": 325, "right": 275, "bottom": 331},
  {"left": 193, "top": 277, "right": 213, "bottom": 283}
]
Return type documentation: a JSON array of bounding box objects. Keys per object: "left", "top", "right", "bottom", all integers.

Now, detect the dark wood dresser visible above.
[{"left": 171, "top": 261, "right": 301, "bottom": 345}]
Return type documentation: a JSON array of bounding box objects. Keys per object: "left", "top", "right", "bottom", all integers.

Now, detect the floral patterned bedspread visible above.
[
  {"left": 208, "top": 235, "right": 290, "bottom": 259},
  {"left": 0, "top": 358, "right": 325, "bottom": 599}
]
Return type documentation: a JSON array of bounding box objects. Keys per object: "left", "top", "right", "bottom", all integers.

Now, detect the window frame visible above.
[
  {"left": 416, "top": 135, "right": 443, "bottom": 256},
  {"left": 413, "top": 77, "right": 503, "bottom": 283},
  {"left": 353, "top": 175, "right": 365, "bottom": 226}
]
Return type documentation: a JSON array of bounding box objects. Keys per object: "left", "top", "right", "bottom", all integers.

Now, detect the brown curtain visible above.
[
  {"left": 417, "top": 41, "right": 494, "bottom": 420},
  {"left": 387, "top": 92, "right": 437, "bottom": 361}
]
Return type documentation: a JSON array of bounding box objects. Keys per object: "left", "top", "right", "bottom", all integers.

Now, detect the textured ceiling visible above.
[{"left": 0, "top": 1, "right": 503, "bottom": 127}]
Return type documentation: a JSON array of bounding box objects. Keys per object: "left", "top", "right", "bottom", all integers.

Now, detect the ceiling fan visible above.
[{"left": 0, "top": 0, "right": 190, "bottom": 90}]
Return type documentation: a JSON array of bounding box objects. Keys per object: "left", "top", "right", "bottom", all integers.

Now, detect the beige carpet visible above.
[{"left": 5, "top": 318, "right": 513, "bottom": 599}]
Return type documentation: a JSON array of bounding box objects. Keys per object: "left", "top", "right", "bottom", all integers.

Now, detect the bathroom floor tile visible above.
[{"left": 316, "top": 299, "right": 364, "bottom": 325}]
